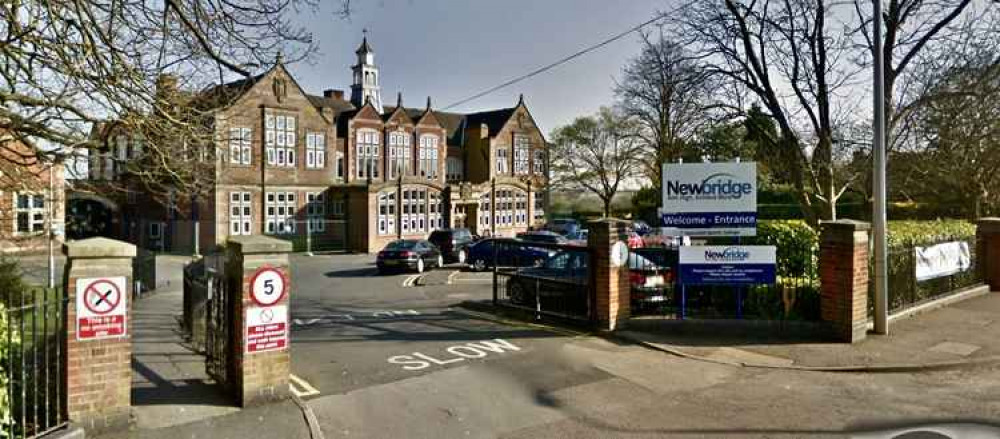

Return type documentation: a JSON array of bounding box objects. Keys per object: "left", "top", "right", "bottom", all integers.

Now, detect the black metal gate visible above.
[
  {"left": 204, "top": 255, "right": 234, "bottom": 391},
  {"left": 490, "top": 239, "right": 594, "bottom": 322},
  {"left": 2, "top": 286, "right": 68, "bottom": 439}
]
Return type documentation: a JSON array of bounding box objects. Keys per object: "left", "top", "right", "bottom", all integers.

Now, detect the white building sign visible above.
[{"left": 660, "top": 162, "right": 757, "bottom": 236}]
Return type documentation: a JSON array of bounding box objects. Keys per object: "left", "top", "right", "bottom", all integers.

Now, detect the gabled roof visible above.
[
  {"left": 380, "top": 106, "right": 467, "bottom": 146},
  {"left": 198, "top": 73, "right": 266, "bottom": 103}
]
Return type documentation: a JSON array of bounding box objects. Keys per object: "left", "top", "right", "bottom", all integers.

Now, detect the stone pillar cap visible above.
[
  {"left": 227, "top": 235, "right": 293, "bottom": 254},
  {"left": 63, "top": 237, "right": 137, "bottom": 259},
  {"left": 820, "top": 219, "right": 871, "bottom": 232},
  {"left": 976, "top": 218, "right": 1000, "bottom": 233}
]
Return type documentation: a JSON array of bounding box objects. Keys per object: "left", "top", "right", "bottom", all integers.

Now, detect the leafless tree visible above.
[
  {"left": 614, "top": 29, "right": 714, "bottom": 185},
  {"left": 0, "top": 0, "right": 349, "bottom": 200},
  {"left": 675, "top": 0, "right": 862, "bottom": 225},
  {"left": 550, "top": 108, "right": 644, "bottom": 217}
]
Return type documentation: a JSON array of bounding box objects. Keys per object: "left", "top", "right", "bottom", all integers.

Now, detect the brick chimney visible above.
[{"left": 324, "top": 89, "right": 345, "bottom": 100}]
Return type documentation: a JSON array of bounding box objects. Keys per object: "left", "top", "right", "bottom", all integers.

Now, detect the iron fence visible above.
[
  {"left": 491, "top": 240, "right": 593, "bottom": 322},
  {"left": 870, "top": 236, "right": 983, "bottom": 316},
  {"left": 2, "top": 286, "right": 67, "bottom": 439},
  {"left": 632, "top": 240, "right": 821, "bottom": 321}
]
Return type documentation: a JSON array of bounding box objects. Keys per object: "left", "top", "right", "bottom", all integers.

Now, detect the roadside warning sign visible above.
[
  {"left": 246, "top": 304, "right": 288, "bottom": 354},
  {"left": 250, "top": 267, "right": 286, "bottom": 307},
  {"left": 76, "top": 277, "right": 127, "bottom": 340}
]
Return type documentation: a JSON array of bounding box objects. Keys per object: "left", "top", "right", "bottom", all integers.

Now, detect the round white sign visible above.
[
  {"left": 250, "top": 267, "right": 286, "bottom": 306},
  {"left": 610, "top": 241, "right": 629, "bottom": 267}
]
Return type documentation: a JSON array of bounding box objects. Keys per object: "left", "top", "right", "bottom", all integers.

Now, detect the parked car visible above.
[
  {"left": 516, "top": 230, "right": 568, "bottom": 245},
  {"left": 545, "top": 218, "right": 580, "bottom": 236},
  {"left": 566, "top": 229, "right": 588, "bottom": 246},
  {"left": 627, "top": 232, "right": 644, "bottom": 249},
  {"left": 376, "top": 239, "right": 443, "bottom": 274},
  {"left": 631, "top": 220, "right": 652, "bottom": 236},
  {"left": 504, "top": 250, "right": 590, "bottom": 311},
  {"left": 428, "top": 228, "right": 475, "bottom": 264},
  {"left": 466, "top": 238, "right": 553, "bottom": 272},
  {"left": 628, "top": 247, "right": 679, "bottom": 309}
]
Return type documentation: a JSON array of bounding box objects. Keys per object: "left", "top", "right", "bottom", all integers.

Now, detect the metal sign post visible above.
[{"left": 873, "top": 0, "right": 889, "bottom": 335}]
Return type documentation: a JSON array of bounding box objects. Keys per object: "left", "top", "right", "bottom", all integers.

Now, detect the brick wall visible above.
[
  {"left": 819, "top": 220, "right": 870, "bottom": 343},
  {"left": 588, "top": 219, "right": 630, "bottom": 331}
]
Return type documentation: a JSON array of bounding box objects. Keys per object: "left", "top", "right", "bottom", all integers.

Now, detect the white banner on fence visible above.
[{"left": 915, "top": 241, "right": 970, "bottom": 281}]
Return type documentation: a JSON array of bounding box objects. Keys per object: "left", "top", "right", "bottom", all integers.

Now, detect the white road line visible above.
[
  {"left": 402, "top": 274, "right": 420, "bottom": 288},
  {"left": 289, "top": 374, "right": 321, "bottom": 397},
  {"left": 446, "top": 270, "right": 460, "bottom": 285}
]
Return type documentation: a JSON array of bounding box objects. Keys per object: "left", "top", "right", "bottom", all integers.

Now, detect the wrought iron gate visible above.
[
  {"left": 2, "top": 286, "right": 68, "bottom": 439},
  {"left": 204, "top": 255, "right": 234, "bottom": 390}
]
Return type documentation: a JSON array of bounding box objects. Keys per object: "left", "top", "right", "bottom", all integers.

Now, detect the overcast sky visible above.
[{"left": 287, "top": 0, "right": 673, "bottom": 137}]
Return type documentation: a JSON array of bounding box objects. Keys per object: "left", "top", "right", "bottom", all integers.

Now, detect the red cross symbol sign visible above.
[{"left": 83, "top": 279, "right": 122, "bottom": 315}]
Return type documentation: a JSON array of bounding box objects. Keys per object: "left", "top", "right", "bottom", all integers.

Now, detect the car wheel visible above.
[
  {"left": 437, "top": 254, "right": 444, "bottom": 268},
  {"left": 473, "top": 258, "right": 487, "bottom": 272},
  {"left": 508, "top": 281, "right": 530, "bottom": 305},
  {"left": 416, "top": 258, "right": 425, "bottom": 273},
  {"left": 457, "top": 250, "right": 467, "bottom": 264}
]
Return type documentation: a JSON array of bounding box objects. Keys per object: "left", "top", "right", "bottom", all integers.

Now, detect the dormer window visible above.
[
  {"left": 388, "top": 131, "right": 411, "bottom": 179},
  {"left": 514, "top": 135, "right": 530, "bottom": 175},
  {"left": 419, "top": 134, "right": 439, "bottom": 179},
  {"left": 356, "top": 129, "right": 380, "bottom": 180}
]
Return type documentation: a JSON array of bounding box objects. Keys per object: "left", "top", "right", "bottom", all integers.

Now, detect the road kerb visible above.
[{"left": 613, "top": 331, "right": 1000, "bottom": 373}]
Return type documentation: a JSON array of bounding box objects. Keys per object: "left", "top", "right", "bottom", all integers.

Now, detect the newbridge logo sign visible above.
[{"left": 660, "top": 162, "right": 757, "bottom": 236}]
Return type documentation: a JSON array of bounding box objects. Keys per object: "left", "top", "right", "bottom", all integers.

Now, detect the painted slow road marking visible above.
[
  {"left": 289, "top": 373, "right": 321, "bottom": 397},
  {"left": 292, "top": 310, "right": 421, "bottom": 327},
  {"left": 402, "top": 275, "right": 421, "bottom": 287},
  {"left": 387, "top": 338, "right": 522, "bottom": 371}
]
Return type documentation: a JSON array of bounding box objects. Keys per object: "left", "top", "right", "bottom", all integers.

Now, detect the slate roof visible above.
[
  {"left": 464, "top": 108, "right": 517, "bottom": 139},
  {"left": 306, "top": 94, "right": 356, "bottom": 114}
]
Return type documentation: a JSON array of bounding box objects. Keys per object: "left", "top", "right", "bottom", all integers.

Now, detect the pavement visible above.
[
  {"left": 85, "top": 253, "right": 1000, "bottom": 439},
  {"left": 618, "top": 291, "right": 1000, "bottom": 370}
]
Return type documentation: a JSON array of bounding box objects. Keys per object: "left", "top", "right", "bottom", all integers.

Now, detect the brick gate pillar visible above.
[
  {"left": 225, "top": 235, "right": 293, "bottom": 407},
  {"left": 976, "top": 218, "right": 1000, "bottom": 291},
  {"left": 588, "top": 219, "right": 631, "bottom": 331},
  {"left": 819, "top": 220, "right": 870, "bottom": 343},
  {"left": 63, "top": 237, "right": 136, "bottom": 432}
]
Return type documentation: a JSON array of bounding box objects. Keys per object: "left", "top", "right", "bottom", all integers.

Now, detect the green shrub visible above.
[
  {"left": 0, "top": 258, "right": 23, "bottom": 437},
  {"left": 887, "top": 219, "right": 975, "bottom": 247},
  {"left": 744, "top": 220, "right": 819, "bottom": 278}
]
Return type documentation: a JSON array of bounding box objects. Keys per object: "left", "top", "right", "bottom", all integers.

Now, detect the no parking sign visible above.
[{"left": 76, "top": 277, "right": 128, "bottom": 340}]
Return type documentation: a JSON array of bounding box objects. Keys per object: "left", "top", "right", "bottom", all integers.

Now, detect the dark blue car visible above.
[{"left": 466, "top": 238, "right": 554, "bottom": 272}]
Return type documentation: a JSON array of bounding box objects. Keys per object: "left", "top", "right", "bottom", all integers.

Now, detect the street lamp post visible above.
[{"left": 873, "top": 0, "right": 889, "bottom": 334}]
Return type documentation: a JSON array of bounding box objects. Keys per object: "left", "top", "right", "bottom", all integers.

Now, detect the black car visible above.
[
  {"left": 428, "top": 228, "right": 475, "bottom": 264},
  {"left": 516, "top": 231, "right": 568, "bottom": 245},
  {"left": 376, "top": 239, "right": 444, "bottom": 274},
  {"left": 466, "top": 238, "right": 555, "bottom": 272},
  {"left": 505, "top": 250, "right": 589, "bottom": 312}
]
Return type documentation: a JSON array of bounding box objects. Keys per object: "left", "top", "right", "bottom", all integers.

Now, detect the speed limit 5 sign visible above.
[{"left": 249, "top": 267, "right": 286, "bottom": 307}]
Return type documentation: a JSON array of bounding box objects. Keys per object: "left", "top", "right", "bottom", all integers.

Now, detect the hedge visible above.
[
  {"left": 887, "top": 219, "right": 975, "bottom": 247},
  {"left": 0, "top": 257, "right": 22, "bottom": 437}
]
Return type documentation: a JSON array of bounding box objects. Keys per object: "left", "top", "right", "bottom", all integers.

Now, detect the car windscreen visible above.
[
  {"left": 385, "top": 240, "right": 418, "bottom": 250},
  {"left": 428, "top": 231, "right": 448, "bottom": 242}
]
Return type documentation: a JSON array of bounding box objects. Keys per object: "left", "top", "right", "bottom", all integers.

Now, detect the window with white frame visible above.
[
  {"left": 14, "top": 193, "right": 45, "bottom": 235},
  {"left": 429, "top": 192, "right": 441, "bottom": 231},
  {"left": 331, "top": 198, "right": 345, "bottom": 216},
  {"left": 114, "top": 135, "right": 128, "bottom": 176},
  {"left": 265, "top": 192, "right": 297, "bottom": 234},
  {"left": 229, "top": 192, "right": 252, "bottom": 235},
  {"left": 479, "top": 193, "right": 491, "bottom": 228},
  {"left": 495, "top": 148, "right": 508, "bottom": 174},
  {"left": 229, "top": 128, "right": 252, "bottom": 165},
  {"left": 399, "top": 187, "right": 441, "bottom": 234},
  {"left": 305, "top": 133, "right": 326, "bottom": 169},
  {"left": 515, "top": 191, "right": 527, "bottom": 225},
  {"left": 446, "top": 157, "right": 463, "bottom": 182},
  {"left": 533, "top": 192, "right": 545, "bottom": 222},
  {"left": 514, "top": 135, "right": 530, "bottom": 175},
  {"left": 493, "top": 189, "right": 522, "bottom": 227},
  {"left": 377, "top": 191, "right": 396, "bottom": 235},
  {"left": 306, "top": 192, "right": 326, "bottom": 232},
  {"left": 356, "top": 129, "right": 380, "bottom": 179},
  {"left": 265, "top": 113, "right": 296, "bottom": 167},
  {"left": 388, "top": 131, "right": 410, "bottom": 179},
  {"left": 148, "top": 222, "right": 163, "bottom": 239},
  {"left": 533, "top": 149, "right": 545, "bottom": 175},
  {"left": 419, "top": 135, "right": 439, "bottom": 179}
]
